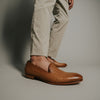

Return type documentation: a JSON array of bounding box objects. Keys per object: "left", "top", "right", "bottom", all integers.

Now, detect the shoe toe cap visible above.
[
  {"left": 66, "top": 73, "right": 83, "bottom": 82},
  {"left": 72, "top": 73, "right": 83, "bottom": 82}
]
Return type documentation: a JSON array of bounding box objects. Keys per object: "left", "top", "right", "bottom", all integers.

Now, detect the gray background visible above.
[{"left": 0, "top": 0, "right": 100, "bottom": 100}]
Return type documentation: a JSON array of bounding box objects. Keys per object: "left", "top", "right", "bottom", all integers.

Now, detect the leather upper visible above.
[{"left": 25, "top": 60, "right": 83, "bottom": 83}]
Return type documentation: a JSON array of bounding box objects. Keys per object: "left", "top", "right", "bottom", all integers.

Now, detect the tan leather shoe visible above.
[
  {"left": 24, "top": 60, "right": 83, "bottom": 85},
  {"left": 47, "top": 56, "right": 67, "bottom": 67}
]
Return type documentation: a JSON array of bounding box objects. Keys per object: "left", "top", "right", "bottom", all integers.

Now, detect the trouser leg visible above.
[
  {"left": 48, "top": 0, "right": 69, "bottom": 58},
  {"left": 30, "top": 0, "right": 56, "bottom": 57}
]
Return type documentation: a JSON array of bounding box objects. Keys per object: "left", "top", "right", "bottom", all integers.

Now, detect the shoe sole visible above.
[{"left": 24, "top": 73, "right": 82, "bottom": 85}]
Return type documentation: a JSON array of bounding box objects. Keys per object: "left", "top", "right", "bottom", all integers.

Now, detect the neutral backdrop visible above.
[{"left": 0, "top": 0, "right": 100, "bottom": 100}]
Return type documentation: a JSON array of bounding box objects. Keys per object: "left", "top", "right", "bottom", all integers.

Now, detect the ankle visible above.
[{"left": 30, "top": 55, "right": 46, "bottom": 62}]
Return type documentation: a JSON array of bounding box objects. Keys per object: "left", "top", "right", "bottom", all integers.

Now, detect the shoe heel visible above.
[{"left": 25, "top": 74, "right": 35, "bottom": 79}]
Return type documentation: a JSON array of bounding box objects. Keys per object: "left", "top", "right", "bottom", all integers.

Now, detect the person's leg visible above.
[
  {"left": 30, "top": 0, "right": 56, "bottom": 72},
  {"left": 24, "top": 0, "right": 83, "bottom": 85},
  {"left": 48, "top": 0, "right": 69, "bottom": 59},
  {"left": 30, "top": 0, "right": 56, "bottom": 57}
]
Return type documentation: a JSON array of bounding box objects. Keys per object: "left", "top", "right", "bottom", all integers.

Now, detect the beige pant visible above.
[{"left": 30, "top": 0, "right": 69, "bottom": 58}]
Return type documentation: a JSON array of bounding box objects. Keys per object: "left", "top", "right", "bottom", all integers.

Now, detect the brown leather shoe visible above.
[
  {"left": 24, "top": 60, "right": 83, "bottom": 85},
  {"left": 47, "top": 56, "right": 67, "bottom": 67}
]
